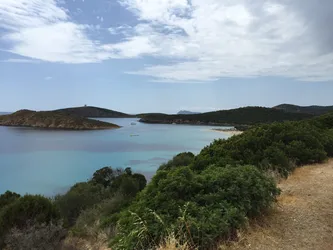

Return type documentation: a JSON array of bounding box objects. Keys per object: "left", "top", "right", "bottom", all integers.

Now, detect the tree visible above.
[
  {"left": 91, "top": 166, "right": 123, "bottom": 187},
  {"left": 0, "top": 191, "right": 20, "bottom": 209}
]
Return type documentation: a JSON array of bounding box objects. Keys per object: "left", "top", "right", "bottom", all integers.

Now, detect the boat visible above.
[{"left": 131, "top": 122, "right": 137, "bottom": 125}]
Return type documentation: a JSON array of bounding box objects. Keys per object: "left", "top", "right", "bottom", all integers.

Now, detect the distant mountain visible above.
[
  {"left": 274, "top": 104, "right": 333, "bottom": 116},
  {"left": 55, "top": 106, "right": 133, "bottom": 118},
  {"left": 177, "top": 110, "right": 201, "bottom": 115},
  {"left": 0, "top": 110, "right": 120, "bottom": 130},
  {"left": 140, "top": 106, "right": 314, "bottom": 126}
]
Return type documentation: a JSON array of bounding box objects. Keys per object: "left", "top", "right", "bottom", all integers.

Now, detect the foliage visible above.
[
  {"left": 159, "top": 152, "right": 195, "bottom": 171},
  {"left": 91, "top": 166, "right": 123, "bottom": 187},
  {"left": 4, "top": 222, "right": 66, "bottom": 250},
  {"left": 193, "top": 119, "right": 331, "bottom": 176},
  {"left": 0, "top": 191, "right": 20, "bottom": 209},
  {"left": 274, "top": 104, "right": 333, "bottom": 116},
  {"left": 55, "top": 166, "right": 147, "bottom": 227},
  {"left": 0, "top": 195, "right": 60, "bottom": 247},
  {"left": 54, "top": 182, "right": 106, "bottom": 227},
  {"left": 139, "top": 107, "right": 314, "bottom": 125},
  {"left": 112, "top": 165, "right": 279, "bottom": 249}
]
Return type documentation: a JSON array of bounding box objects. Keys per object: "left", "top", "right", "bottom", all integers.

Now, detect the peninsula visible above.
[
  {"left": 0, "top": 110, "right": 120, "bottom": 130},
  {"left": 139, "top": 107, "right": 314, "bottom": 126}
]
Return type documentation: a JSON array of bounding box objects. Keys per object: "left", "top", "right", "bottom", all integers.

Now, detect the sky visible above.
[{"left": 0, "top": 0, "right": 333, "bottom": 114}]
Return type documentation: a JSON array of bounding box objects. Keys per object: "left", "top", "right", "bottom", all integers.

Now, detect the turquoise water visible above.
[{"left": 0, "top": 118, "right": 231, "bottom": 195}]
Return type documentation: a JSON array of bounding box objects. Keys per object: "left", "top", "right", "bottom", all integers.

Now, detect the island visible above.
[
  {"left": 55, "top": 106, "right": 134, "bottom": 118},
  {"left": 0, "top": 110, "right": 120, "bottom": 130},
  {"left": 177, "top": 110, "right": 201, "bottom": 115},
  {"left": 139, "top": 106, "right": 314, "bottom": 126}
]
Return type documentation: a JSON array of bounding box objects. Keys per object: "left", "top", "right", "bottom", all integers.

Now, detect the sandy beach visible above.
[{"left": 210, "top": 129, "right": 243, "bottom": 136}]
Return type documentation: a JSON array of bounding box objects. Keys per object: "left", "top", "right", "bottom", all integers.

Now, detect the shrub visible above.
[
  {"left": 159, "top": 152, "right": 195, "bottom": 171},
  {"left": 91, "top": 166, "right": 123, "bottom": 187},
  {"left": 54, "top": 182, "right": 105, "bottom": 227},
  {"left": 112, "top": 165, "right": 279, "bottom": 249},
  {"left": 0, "top": 195, "right": 60, "bottom": 247},
  {"left": 193, "top": 120, "right": 331, "bottom": 176},
  {"left": 0, "top": 191, "right": 20, "bottom": 209},
  {"left": 111, "top": 173, "right": 147, "bottom": 197},
  {"left": 4, "top": 222, "right": 66, "bottom": 250},
  {"left": 55, "top": 166, "right": 147, "bottom": 228}
]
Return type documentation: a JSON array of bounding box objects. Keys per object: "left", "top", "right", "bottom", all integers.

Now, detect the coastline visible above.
[{"left": 210, "top": 128, "right": 243, "bottom": 136}]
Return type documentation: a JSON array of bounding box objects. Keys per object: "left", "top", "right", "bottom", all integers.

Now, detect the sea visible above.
[{"left": 0, "top": 116, "right": 232, "bottom": 196}]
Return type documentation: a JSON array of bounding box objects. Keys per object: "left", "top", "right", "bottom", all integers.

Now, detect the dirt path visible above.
[{"left": 225, "top": 159, "right": 333, "bottom": 250}]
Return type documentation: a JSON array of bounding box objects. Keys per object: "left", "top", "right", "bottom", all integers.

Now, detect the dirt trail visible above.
[{"left": 225, "top": 159, "right": 333, "bottom": 250}]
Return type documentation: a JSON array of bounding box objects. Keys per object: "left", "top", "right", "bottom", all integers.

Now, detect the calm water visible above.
[{"left": 0, "top": 118, "right": 231, "bottom": 195}]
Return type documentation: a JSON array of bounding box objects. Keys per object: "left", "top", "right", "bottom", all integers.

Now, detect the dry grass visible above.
[
  {"left": 60, "top": 235, "right": 109, "bottom": 250},
  {"left": 221, "top": 159, "right": 333, "bottom": 250},
  {"left": 157, "top": 234, "right": 192, "bottom": 250}
]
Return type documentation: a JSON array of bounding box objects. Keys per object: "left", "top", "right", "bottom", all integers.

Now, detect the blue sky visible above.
[{"left": 1, "top": 0, "right": 333, "bottom": 114}]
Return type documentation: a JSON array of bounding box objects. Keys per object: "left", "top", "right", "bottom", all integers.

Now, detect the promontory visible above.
[{"left": 0, "top": 110, "right": 120, "bottom": 130}]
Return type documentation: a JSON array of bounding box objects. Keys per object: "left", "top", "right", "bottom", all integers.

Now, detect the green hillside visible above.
[
  {"left": 55, "top": 106, "right": 133, "bottom": 118},
  {"left": 139, "top": 106, "right": 314, "bottom": 126},
  {"left": 274, "top": 104, "right": 333, "bottom": 115}
]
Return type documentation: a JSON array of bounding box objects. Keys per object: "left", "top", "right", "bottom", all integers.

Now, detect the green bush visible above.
[
  {"left": 0, "top": 195, "right": 60, "bottom": 247},
  {"left": 91, "top": 166, "right": 123, "bottom": 187},
  {"left": 112, "top": 165, "right": 279, "bottom": 249},
  {"left": 159, "top": 152, "right": 195, "bottom": 171},
  {"left": 54, "top": 182, "right": 106, "bottom": 227},
  {"left": 0, "top": 191, "right": 20, "bottom": 209},
  {"left": 55, "top": 166, "right": 146, "bottom": 227},
  {"left": 193, "top": 120, "right": 330, "bottom": 176}
]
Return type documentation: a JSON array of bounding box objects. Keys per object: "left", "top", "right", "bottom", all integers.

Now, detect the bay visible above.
[{"left": 0, "top": 118, "right": 231, "bottom": 196}]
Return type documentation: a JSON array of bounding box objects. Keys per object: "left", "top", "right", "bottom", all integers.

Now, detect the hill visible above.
[
  {"left": 55, "top": 106, "right": 133, "bottom": 118},
  {"left": 0, "top": 110, "right": 120, "bottom": 130},
  {"left": 274, "top": 104, "right": 333, "bottom": 115},
  {"left": 177, "top": 110, "right": 201, "bottom": 115},
  {"left": 139, "top": 106, "right": 314, "bottom": 126}
]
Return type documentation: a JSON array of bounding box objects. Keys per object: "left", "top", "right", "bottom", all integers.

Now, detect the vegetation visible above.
[
  {"left": 274, "top": 103, "right": 333, "bottom": 115},
  {"left": 0, "top": 195, "right": 61, "bottom": 247},
  {"left": 1, "top": 112, "right": 333, "bottom": 249},
  {"left": 0, "top": 109, "right": 120, "bottom": 130},
  {"left": 55, "top": 106, "right": 134, "bottom": 118},
  {"left": 111, "top": 113, "right": 333, "bottom": 249},
  {"left": 0, "top": 167, "right": 146, "bottom": 249},
  {"left": 139, "top": 106, "right": 314, "bottom": 126},
  {"left": 112, "top": 165, "right": 279, "bottom": 249}
]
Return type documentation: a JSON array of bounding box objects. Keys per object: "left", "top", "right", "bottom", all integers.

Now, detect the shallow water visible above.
[{"left": 0, "top": 118, "right": 231, "bottom": 195}]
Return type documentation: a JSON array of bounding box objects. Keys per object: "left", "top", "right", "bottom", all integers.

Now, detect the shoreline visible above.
[{"left": 210, "top": 128, "right": 243, "bottom": 136}]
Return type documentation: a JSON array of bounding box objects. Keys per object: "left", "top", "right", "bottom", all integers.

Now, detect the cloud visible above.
[
  {"left": 1, "top": 0, "right": 333, "bottom": 82},
  {"left": 0, "top": 58, "right": 40, "bottom": 63},
  {"left": 115, "top": 0, "right": 333, "bottom": 82},
  {"left": 44, "top": 76, "right": 52, "bottom": 80},
  {"left": 0, "top": 0, "right": 115, "bottom": 63}
]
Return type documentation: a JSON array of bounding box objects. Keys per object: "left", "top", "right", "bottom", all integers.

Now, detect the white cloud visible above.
[
  {"left": 0, "top": 0, "right": 117, "bottom": 63},
  {"left": 116, "top": 0, "right": 333, "bottom": 82},
  {"left": 0, "top": 58, "right": 40, "bottom": 63},
  {"left": 1, "top": 0, "right": 333, "bottom": 82}
]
